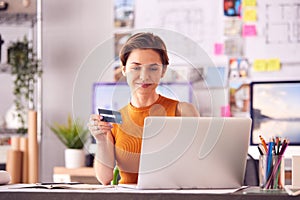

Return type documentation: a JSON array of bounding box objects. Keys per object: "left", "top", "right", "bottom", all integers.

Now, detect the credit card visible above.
[{"left": 98, "top": 108, "right": 122, "bottom": 124}]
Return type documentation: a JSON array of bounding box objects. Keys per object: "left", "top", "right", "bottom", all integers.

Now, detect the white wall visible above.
[{"left": 41, "top": 0, "right": 114, "bottom": 181}]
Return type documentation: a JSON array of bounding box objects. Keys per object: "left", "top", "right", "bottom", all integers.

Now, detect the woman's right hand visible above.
[{"left": 88, "top": 114, "right": 113, "bottom": 141}]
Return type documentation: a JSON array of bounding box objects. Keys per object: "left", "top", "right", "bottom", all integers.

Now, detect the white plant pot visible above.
[{"left": 64, "top": 149, "right": 85, "bottom": 169}]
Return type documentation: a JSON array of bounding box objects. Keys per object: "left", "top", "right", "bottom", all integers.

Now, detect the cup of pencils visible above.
[{"left": 258, "top": 135, "right": 289, "bottom": 190}]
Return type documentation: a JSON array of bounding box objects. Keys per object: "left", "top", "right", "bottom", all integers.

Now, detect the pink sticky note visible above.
[
  {"left": 242, "top": 24, "right": 257, "bottom": 37},
  {"left": 214, "top": 43, "right": 224, "bottom": 55},
  {"left": 221, "top": 105, "right": 231, "bottom": 117}
]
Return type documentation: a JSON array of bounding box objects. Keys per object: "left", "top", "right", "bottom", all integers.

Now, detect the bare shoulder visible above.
[{"left": 176, "top": 102, "right": 200, "bottom": 117}]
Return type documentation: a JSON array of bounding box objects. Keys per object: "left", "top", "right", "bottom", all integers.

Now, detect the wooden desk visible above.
[
  {"left": 0, "top": 186, "right": 297, "bottom": 200},
  {"left": 53, "top": 167, "right": 98, "bottom": 184}
]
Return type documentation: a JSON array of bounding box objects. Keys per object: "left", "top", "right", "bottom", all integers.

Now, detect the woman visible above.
[{"left": 88, "top": 32, "right": 200, "bottom": 185}]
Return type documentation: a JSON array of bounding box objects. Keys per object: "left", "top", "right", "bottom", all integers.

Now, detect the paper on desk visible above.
[
  {"left": 1, "top": 184, "right": 247, "bottom": 194},
  {"left": 284, "top": 185, "right": 300, "bottom": 196},
  {"left": 117, "top": 185, "right": 248, "bottom": 194},
  {"left": 0, "top": 183, "right": 114, "bottom": 190}
]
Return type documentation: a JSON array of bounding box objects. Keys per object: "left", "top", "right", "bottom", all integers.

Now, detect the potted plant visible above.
[
  {"left": 7, "top": 37, "right": 42, "bottom": 133},
  {"left": 50, "top": 115, "right": 89, "bottom": 168}
]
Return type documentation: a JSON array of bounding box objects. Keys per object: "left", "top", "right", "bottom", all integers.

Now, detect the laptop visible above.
[{"left": 120, "top": 117, "right": 252, "bottom": 189}]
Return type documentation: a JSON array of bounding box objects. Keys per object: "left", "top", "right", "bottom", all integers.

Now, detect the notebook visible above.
[{"left": 120, "top": 117, "right": 252, "bottom": 189}]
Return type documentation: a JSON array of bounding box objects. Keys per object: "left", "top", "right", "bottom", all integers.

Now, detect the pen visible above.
[
  {"left": 275, "top": 137, "right": 279, "bottom": 155},
  {"left": 279, "top": 139, "right": 288, "bottom": 155},
  {"left": 259, "top": 135, "right": 268, "bottom": 153},
  {"left": 276, "top": 137, "right": 281, "bottom": 155},
  {"left": 258, "top": 144, "right": 266, "bottom": 155},
  {"left": 266, "top": 140, "right": 274, "bottom": 181}
]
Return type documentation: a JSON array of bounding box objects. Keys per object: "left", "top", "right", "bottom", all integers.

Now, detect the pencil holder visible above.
[{"left": 259, "top": 155, "right": 285, "bottom": 190}]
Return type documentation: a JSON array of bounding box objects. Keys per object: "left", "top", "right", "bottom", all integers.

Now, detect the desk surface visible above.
[{"left": 0, "top": 186, "right": 298, "bottom": 200}]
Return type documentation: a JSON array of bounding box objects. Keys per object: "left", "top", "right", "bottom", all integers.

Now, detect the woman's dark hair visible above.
[{"left": 119, "top": 32, "right": 169, "bottom": 67}]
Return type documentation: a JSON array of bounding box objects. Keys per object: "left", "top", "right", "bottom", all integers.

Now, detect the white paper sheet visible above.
[
  {"left": 117, "top": 185, "right": 248, "bottom": 194},
  {"left": 0, "top": 184, "right": 247, "bottom": 194}
]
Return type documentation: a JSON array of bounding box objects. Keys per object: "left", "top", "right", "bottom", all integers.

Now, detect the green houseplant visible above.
[
  {"left": 8, "top": 37, "right": 42, "bottom": 133},
  {"left": 50, "top": 115, "right": 89, "bottom": 168},
  {"left": 50, "top": 115, "right": 89, "bottom": 149}
]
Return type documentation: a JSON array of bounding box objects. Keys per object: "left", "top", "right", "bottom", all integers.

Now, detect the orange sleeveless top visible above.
[{"left": 111, "top": 95, "right": 178, "bottom": 184}]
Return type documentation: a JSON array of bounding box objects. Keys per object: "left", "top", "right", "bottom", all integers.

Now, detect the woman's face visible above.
[{"left": 122, "top": 49, "right": 166, "bottom": 95}]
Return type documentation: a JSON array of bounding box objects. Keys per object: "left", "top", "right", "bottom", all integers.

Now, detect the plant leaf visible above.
[{"left": 49, "top": 115, "right": 89, "bottom": 149}]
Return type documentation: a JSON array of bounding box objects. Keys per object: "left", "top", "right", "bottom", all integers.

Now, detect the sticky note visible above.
[
  {"left": 214, "top": 43, "right": 224, "bottom": 55},
  {"left": 267, "top": 58, "right": 281, "bottom": 71},
  {"left": 243, "top": 9, "right": 257, "bottom": 22},
  {"left": 221, "top": 105, "right": 231, "bottom": 117},
  {"left": 242, "top": 24, "right": 257, "bottom": 37},
  {"left": 242, "top": 0, "right": 256, "bottom": 7},
  {"left": 253, "top": 59, "right": 267, "bottom": 71}
]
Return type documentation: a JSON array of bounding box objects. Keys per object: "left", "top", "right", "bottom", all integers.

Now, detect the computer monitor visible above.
[
  {"left": 92, "top": 82, "right": 193, "bottom": 114},
  {"left": 250, "top": 80, "right": 300, "bottom": 145}
]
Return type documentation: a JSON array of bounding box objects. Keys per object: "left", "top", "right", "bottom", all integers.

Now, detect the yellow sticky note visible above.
[
  {"left": 243, "top": 9, "right": 257, "bottom": 22},
  {"left": 253, "top": 59, "right": 267, "bottom": 71},
  {"left": 242, "top": 0, "right": 256, "bottom": 7},
  {"left": 267, "top": 58, "right": 281, "bottom": 71}
]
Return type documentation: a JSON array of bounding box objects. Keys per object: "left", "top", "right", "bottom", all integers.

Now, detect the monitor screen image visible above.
[
  {"left": 92, "top": 82, "right": 193, "bottom": 114},
  {"left": 250, "top": 81, "right": 300, "bottom": 145}
]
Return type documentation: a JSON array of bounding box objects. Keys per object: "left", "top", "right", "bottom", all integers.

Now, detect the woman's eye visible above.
[
  {"left": 132, "top": 66, "right": 140, "bottom": 70},
  {"left": 149, "top": 64, "right": 161, "bottom": 71},
  {"left": 150, "top": 67, "right": 158, "bottom": 71}
]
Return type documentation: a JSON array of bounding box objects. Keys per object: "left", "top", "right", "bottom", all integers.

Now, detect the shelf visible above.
[
  {"left": 0, "top": 13, "right": 37, "bottom": 27},
  {"left": 0, "top": 128, "right": 19, "bottom": 137},
  {"left": 0, "top": 1, "right": 41, "bottom": 171}
]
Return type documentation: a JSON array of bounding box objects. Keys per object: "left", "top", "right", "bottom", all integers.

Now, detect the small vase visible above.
[
  {"left": 5, "top": 104, "right": 27, "bottom": 129},
  {"left": 64, "top": 149, "right": 85, "bottom": 169}
]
